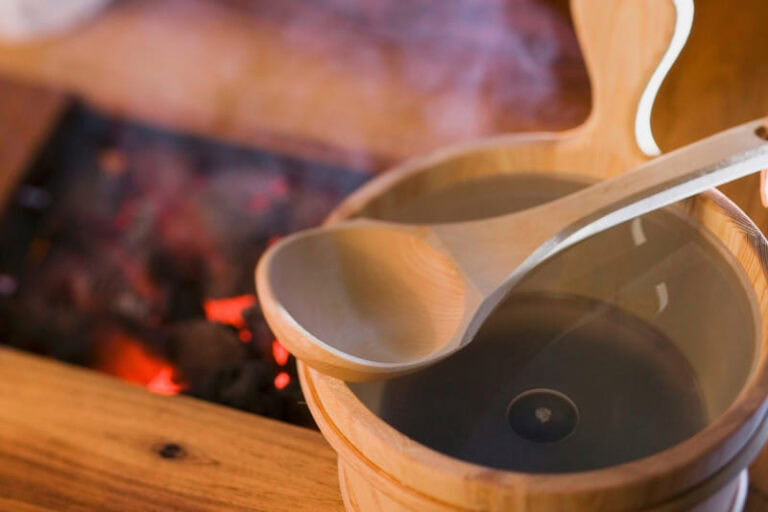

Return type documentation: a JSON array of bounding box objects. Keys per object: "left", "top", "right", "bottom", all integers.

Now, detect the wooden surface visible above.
[
  {"left": 653, "top": 4, "right": 768, "bottom": 504},
  {"left": 0, "top": 0, "right": 590, "bottom": 171},
  {"left": 0, "top": 79, "right": 67, "bottom": 211},
  {"left": 258, "top": 0, "right": 681, "bottom": 384},
  {"left": 652, "top": 0, "right": 768, "bottom": 234},
  {"left": 259, "top": 119, "right": 768, "bottom": 382},
  {"left": 0, "top": 0, "right": 763, "bottom": 230},
  {"left": 2, "top": 0, "right": 768, "bottom": 509},
  {"left": 0, "top": 77, "right": 342, "bottom": 512},
  {"left": 0, "top": 347, "right": 343, "bottom": 512},
  {"left": 294, "top": 1, "right": 768, "bottom": 509}
]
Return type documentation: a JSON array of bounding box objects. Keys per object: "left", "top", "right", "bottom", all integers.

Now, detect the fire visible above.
[
  {"left": 272, "top": 339, "right": 290, "bottom": 366},
  {"left": 271, "top": 340, "right": 291, "bottom": 390},
  {"left": 98, "top": 148, "right": 128, "bottom": 176},
  {"left": 203, "top": 294, "right": 255, "bottom": 329},
  {"left": 146, "top": 366, "right": 184, "bottom": 395},
  {"left": 95, "top": 332, "right": 186, "bottom": 395},
  {"left": 274, "top": 372, "right": 291, "bottom": 390}
]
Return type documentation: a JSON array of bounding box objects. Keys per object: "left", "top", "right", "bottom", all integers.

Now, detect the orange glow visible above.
[
  {"left": 146, "top": 366, "right": 184, "bottom": 395},
  {"left": 98, "top": 148, "right": 128, "bottom": 176},
  {"left": 95, "top": 332, "right": 186, "bottom": 395},
  {"left": 239, "top": 329, "right": 253, "bottom": 343},
  {"left": 267, "top": 236, "right": 281, "bottom": 247},
  {"left": 203, "top": 294, "right": 256, "bottom": 329},
  {"left": 272, "top": 339, "right": 290, "bottom": 366},
  {"left": 274, "top": 372, "right": 291, "bottom": 390}
]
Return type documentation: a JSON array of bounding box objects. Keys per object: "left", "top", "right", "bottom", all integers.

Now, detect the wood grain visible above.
[
  {"left": 0, "top": 0, "right": 590, "bottom": 171},
  {"left": 0, "top": 75, "right": 343, "bottom": 512},
  {"left": 260, "top": 0, "right": 681, "bottom": 384},
  {"left": 259, "top": 119, "right": 768, "bottom": 382},
  {"left": 650, "top": 5, "right": 768, "bottom": 507},
  {"left": 1, "top": 0, "right": 768, "bottom": 509},
  {"left": 293, "top": 1, "right": 768, "bottom": 509},
  {"left": 0, "top": 346, "right": 343, "bottom": 512},
  {"left": 652, "top": 0, "right": 768, "bottom": 235}
]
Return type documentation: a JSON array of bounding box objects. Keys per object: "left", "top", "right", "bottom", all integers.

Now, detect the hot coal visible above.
[{"left": 0, "top": 105, "right": 369, "bottom": 428}]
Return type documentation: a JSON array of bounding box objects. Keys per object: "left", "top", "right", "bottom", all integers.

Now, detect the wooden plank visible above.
[
  {"left": 0, "top": 0, "right": 765, "bottom": 508},
  {"left": 0, "top": 77, "right": 342, "bottom": 511},
  {"left": 0, "top": 78, "right": 68, "bottom": 210},
  {"left": 0, "top": 79, "right": 343, "bottom": 511},
  {"left": 649, "top": 3, "right": 768, "bottom": 508},
  {"left": 652, "top": 0, "right": 768, "bottom": 234},
  {"left": 0, "top": 0, "right": 589, "bottom": 171},
  {"left": 0, "top": 346, "right": 343, "bottom": 512}
]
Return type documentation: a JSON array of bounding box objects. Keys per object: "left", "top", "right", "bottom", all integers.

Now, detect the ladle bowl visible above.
[
  {"left": 270, "top": 0, "right": 768, "bottom": 509},
  {"left": 300, "top": 170, "right": 768, "bottom": 512},
  {"left": 258, "top": 120, "right": 768, "bottom": 381}
]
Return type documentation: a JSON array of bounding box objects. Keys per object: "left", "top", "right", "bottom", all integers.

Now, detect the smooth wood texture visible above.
[
  {"left": 258, "top": 119, "right": 768, "bottom": 381},
  {"left": 291, "top": 0, "right": 768, "bottom": 510},
  {"left": 0, "top": 78, "right": 67, "bottom": 210},
  {"left": 652, "top": 0, "right": 768, "bottom": 238},
  {"left": 0, "top": 0, "right": 590, "bottom": 171},
  {"left": 332, "top": 400, "right": 750, "bottom": 511},
  {"left": 302, "top": 173, "right": 768, "bottom": 510},
  {"left": 324, "top": 0, "right": 675, "bottom": 224},
  {"left": 259, "top": 0, "right": 681, "bottom": 382},
  {"left": 301, "top": 164, "right": 768, "bottom": 512},
  {"left": 646, "top": 1, "right": 768, "bottom": 508},
  {"left": 0, "top": 77, "right": 343, "bottom": 511},
  {"left": 0, "top": 347, "right": 343, "bottom": 512},
  {"left": 2, "top": 0, "right": 768, "bottom": 509},
  {"left": 0, "top": 0, "right": 763, "bottom": 229}
]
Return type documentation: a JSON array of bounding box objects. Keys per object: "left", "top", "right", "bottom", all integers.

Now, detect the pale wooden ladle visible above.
[{"left": 257, "top": 119, "right": 768, "bottom": 381}]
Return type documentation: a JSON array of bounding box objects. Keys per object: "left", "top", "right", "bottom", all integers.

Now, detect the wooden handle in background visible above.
[{"left": 568, "top": 0, "right": 683, "bottom": 172}]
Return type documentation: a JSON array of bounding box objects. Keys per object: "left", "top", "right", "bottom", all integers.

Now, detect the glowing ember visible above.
[
  {"left": 239, "top": 329, "right": 253, "bottom": 343},
  {"left": 95, "top": 332, "right": 186, "bottom": 395},
  {"left": 203, "top": 294, "right": 256, "bottom": 329},
  {"left": 274, "top": 372, "right": 291, "bottom": 390},
  {"left": 146, "top": 366, "right": 184, "bottom": 396},
  {"left": 0, "top": 104, "right": 367, "bottom": 427},
  {"left": 98, "top": 147, "right": 128, "bottom": 176},
  {"left": 272, "top": 339, "right": 290, "bottom": 366}
]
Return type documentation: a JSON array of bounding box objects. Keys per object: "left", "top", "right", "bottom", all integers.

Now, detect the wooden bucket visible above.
[{"left": 293, "top": 1, "right": 768, "bottom": 510}]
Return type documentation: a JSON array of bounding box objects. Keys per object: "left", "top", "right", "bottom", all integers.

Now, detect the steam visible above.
[{"left": 242, "top": 0, "right": 589, "bottom": 167}]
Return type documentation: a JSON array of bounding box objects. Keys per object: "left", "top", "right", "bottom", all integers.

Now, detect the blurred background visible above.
[{"left": 0, "top": 0, "right": 766, "bottom": 431}]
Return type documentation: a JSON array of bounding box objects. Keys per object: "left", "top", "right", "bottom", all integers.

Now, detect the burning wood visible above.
[{"left": 0, "top": 106, "right": 369, "bottom": 428}]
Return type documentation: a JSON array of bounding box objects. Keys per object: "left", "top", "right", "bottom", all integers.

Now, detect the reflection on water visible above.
[
  {"left": 352, "top": 292, "right": 706, "bottom": 473},
  {"left": 350, "top": 173, "right": 756, "bottom": 473}
]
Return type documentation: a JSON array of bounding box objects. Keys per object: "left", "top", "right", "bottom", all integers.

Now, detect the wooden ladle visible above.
[{"left": 256, "top": 119, "right": 768, "bottom": 381}]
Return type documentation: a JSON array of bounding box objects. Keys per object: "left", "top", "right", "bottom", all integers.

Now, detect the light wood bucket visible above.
[{"left": 293, "top": 1, "right": 768, "bottom": 510}]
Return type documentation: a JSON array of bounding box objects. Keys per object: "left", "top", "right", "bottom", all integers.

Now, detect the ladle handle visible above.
[
  {"left": 545, "top": 118, "right": 768, "bottom": 255},
  {"left": 568, "top": 0, "right": 684, "bottom": 165}
]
